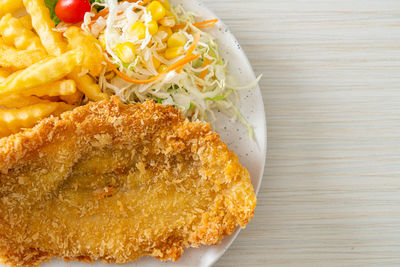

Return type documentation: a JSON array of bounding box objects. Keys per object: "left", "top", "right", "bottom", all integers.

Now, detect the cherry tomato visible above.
[{"left": 55, "top": 0, "right": 91, "bottom": 23}]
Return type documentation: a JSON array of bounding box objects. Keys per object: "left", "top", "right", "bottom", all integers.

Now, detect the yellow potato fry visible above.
[
  {"left": 0, "top": 0, "right": 24, "bottom": 17},
  {"left": 68, "top": 70, "right": 108, "bottom": 101},
  {"left": 40, "top": 95, "right": 61, "bottom": 102},
  {"left": 0, "top": 68, "right": 12, "bottom": 83},
  {"left": 52, "top": 102, "right": 75, "bottom": 115},
  {"left": 0, "top": 94, "right": 48, "bottom": 108},
  {"left": 23, "top": 79, "right": 77, "bottom": 97},
  {"left": 23, "top": 0, "right": 67, "bottom": 55},
  {"left": 0, "top": 42, "right": 47, "bottom": 69},
  {"left": 60, "top": 90, "right": 83, "bottom": 105},
  {"left": 0, "top": 13, "right": 45, "bottom": 52},
  {"left": 0, "top": 50, "right": 83, "bottom": 95},
  {"left": 0, "top": 102, "right": 59, "bottom": 137},
  {"left": 18, "top": 15, "right": 33, "bottom": 30},
  {"left": 0, "top": 121, "right": 11, "bottom": 138},
  {"left": 64, "top": 26, "right": 104, "bottom": 76}
]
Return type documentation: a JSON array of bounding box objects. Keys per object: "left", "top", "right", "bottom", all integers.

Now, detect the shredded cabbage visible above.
[{"left": 81, "top": 0, "right": 260, "bottom": 135}]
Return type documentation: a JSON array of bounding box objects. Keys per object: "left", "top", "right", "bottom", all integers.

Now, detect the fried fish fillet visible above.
[{"left": 0, "top": 97, "right": 256, "bottom": 266}]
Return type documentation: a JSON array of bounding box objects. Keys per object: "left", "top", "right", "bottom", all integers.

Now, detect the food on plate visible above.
[
  {"left": 55, "top": 0, "right": 91, "bottom": 23},
  {"left": 64, "top": 26, "right": 104, "bottom": 76},
  {"left": 23, "top": 0, "right": 67, "bottom": 55},
  {"left": 0, "top": 41, "right": 47, "bottom": 69},
  {"left": 17, "top": 14, "right": 33, "bottom": 29},
  {"left": 0, "top": 0, "right": 259, "bottom": 138},
  {"left": 86, "top": 0, "right": 254, "bottom": 132},
  {"left": 0, "top": 50, "right": 82, "bottom": 94},
  {"left": 0, "top": 94, "right": 49, "bottom": 108},
  {"left": 0, "top": 0, "right": 24, "bottom": 17},
  {"left": 21, "top": 79, "right": 77, "bottom": 97},
  {"left": 0, "top": 0, "right": 108, "bottom": 136},
  {"left": 0, "top": 97, "right": 257, "bottom": 266},
  {"left": 0, "top": 102, "right": 72, "bottom": 137},
  {"left": 0, "top": 68, "right": 11, "bottom": 82},
  {"left": 0, "top": 13, "right": 45, "bottom": 52},
  {"left": 0, "top": 0, "right": 259, "bottom": 265}
]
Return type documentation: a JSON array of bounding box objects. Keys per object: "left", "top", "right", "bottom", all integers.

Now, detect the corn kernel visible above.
[
  {"left": 157, "top": 26, "right": 172, "bottom": 41},
  {"left": 158, "top": 64, "right": 168, "bottom": 73},
  {"left": 148, "top": 1, "right": 166, "bottom": 21},
  {"left": 164, "top": 46, "right": 184, "bottom": 59},
  {"left": 167, "top": 32, "right": 187, "bottom": 48},
  {"left": 147, "top": 20, "right": 159, "bottom": 35},
  {"left": 157, "top": 0, "right": 171, "bottom": 10},
  {"left": 128, "top": 21, "right": 146, "bottom": 40},
  {"left": 152, "top": 56, "right": 161, "bottom": 69},
  {"left": 159, "top": 16, "right": 175, "bottom": 27},
  {"left": 115, "top": 42, "right": 136, "bottom": 63},
  {"left": 165, "top": 9, "right": 174, "bottom": 17},
  {"left": 99, "top": 33, "right": 106, "bottom": 49}
]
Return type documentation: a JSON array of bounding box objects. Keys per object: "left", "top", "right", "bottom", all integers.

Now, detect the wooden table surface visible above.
[{"left": 205, "top": 0, "right": 400, "bottom": 266}]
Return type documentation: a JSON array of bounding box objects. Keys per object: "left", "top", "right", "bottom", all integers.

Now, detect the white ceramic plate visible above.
[{"left": 38, "top": 0, "right": 266, "bottom": 266}]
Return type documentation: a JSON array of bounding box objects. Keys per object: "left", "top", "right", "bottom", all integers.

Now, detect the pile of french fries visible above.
[{"left": 0, "top": 0, "right": 108, "bottom": 137}]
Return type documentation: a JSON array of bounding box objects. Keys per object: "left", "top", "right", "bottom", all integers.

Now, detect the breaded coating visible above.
[{"left": 0, "top": 97, "right": 256, "bottom": 266}]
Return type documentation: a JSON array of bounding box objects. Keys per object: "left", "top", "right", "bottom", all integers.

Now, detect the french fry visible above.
[
  {"left": 23, "top": 0, "right": 67, "bottom": 56},
  {"left": 60, "top": 90, "right": 84, "bottom": 105},
  {"left": 40, "top": 95, "right": 61, "bottom": 102},
  {"left": 0, "top": 103, "right": 59, "bottom": 136},
  {"left": 0, "top": 68, "right": 12, "bottom": 83},
  {"left": 52, "top": 102, "right": 75, "bottom": 115},
  {"left": 0, "top": 94, "right": 48, "bottom": 108},
  {"left": 0, "top": 120, "right": 11, "bottom": 138},
  {"left": 22, "top": 79, "right": 77, "bottom": 97},
  {"left": 0, "top": 50, "right": 83, "bottom": 95},
  {"left": 68, "top": 70, "right": 108, "bottom": 101},
  {"left": 0, "top": 102, "right": 74, "bottom": 137},
  {"left": 0, "top": 0, "right": 24, "bottom": 17},
  {"left": 0, "top": 14, "right": 45, "bottom": 52},
  {"left": 18, "top": 15, "right": 33, "bottom": 30},
  {"left": 0, "top": 42, "right": 47, "bottom": 69},
  {"left": 64, "top": 26, "right": 104, "bottom": 76}
]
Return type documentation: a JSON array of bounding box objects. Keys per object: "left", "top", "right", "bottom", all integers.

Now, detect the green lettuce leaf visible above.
[
  {"left": 44, "top": 0, "right": 61, "bottom": 25},
  {"left": 205, "top": 90, "right": 233, "bottom": 101}
]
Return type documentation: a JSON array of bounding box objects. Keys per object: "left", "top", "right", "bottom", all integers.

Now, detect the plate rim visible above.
[{"left": 191, "top": 0, "right": 267, "bottom": 266}]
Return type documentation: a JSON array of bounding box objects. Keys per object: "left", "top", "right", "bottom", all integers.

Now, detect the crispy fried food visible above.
[
  {"left": 22, "top": 79, "right": 77, "bottom": 97},
  {"left": 0, "top": 94, "right": 48, "bottom": 108},
  {"left": 0, "top": 102, "right": 73, "bottom": 137},
  {"left": 0, "top": 41, "right": 47, "bottom": 70},
  {"left": 0, "top": 97, "right": 256, "bottom": 266},
  {"left": 59, "top": 90, "right": 83, "bottom": 105},
  {"left": 0, "top": 50, "right": 82, "bottom": 95},
  {"left": 0, "top": 0, "right": 24, "bottom": 17},
  {"left": 18, "top": 15, "right": 33, "bottom": 30},
  {"left": 68, "top": 69, "right": 108, "bottom": 101},
  {"left": 64, "top": 26, "right": 104, "bottom": 76},
  {"left": 0, "top": 13, "right": 45, "bottom": 52},
  {"left": 23, "top": 0, "right": 67, "bottom": 56},
  {"left": 0, "top": 68, "right": 11, "bottom": 83}
]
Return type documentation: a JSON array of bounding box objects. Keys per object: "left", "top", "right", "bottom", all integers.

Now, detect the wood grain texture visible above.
[{"left": 205, "top": 0, "right": 400, "bottom": 266}]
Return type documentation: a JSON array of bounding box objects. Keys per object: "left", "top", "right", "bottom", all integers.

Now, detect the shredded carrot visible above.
[
  {"left": 127, "top": 0, "right": 151, "bottom": 3},
  {"left": 199, "top": 57, "right": 212, "bottom": 79},
  {"left": 172, "top": 19, "right": 218, "bottom": 30},
  {"left": 92, "top": 8, "right": 109, "bottom": 22},
  {"left": 176, "top": 32, "right": 200, "bottom": 72},
  {"left": 105, "top": 53, "right": 200, "bottom": 84},
  {"left": 197, "top": 57, "right": 212, "bottom": 89},
  {"left": 186, "top": 32, "right": 200, "bottom": 56}
]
